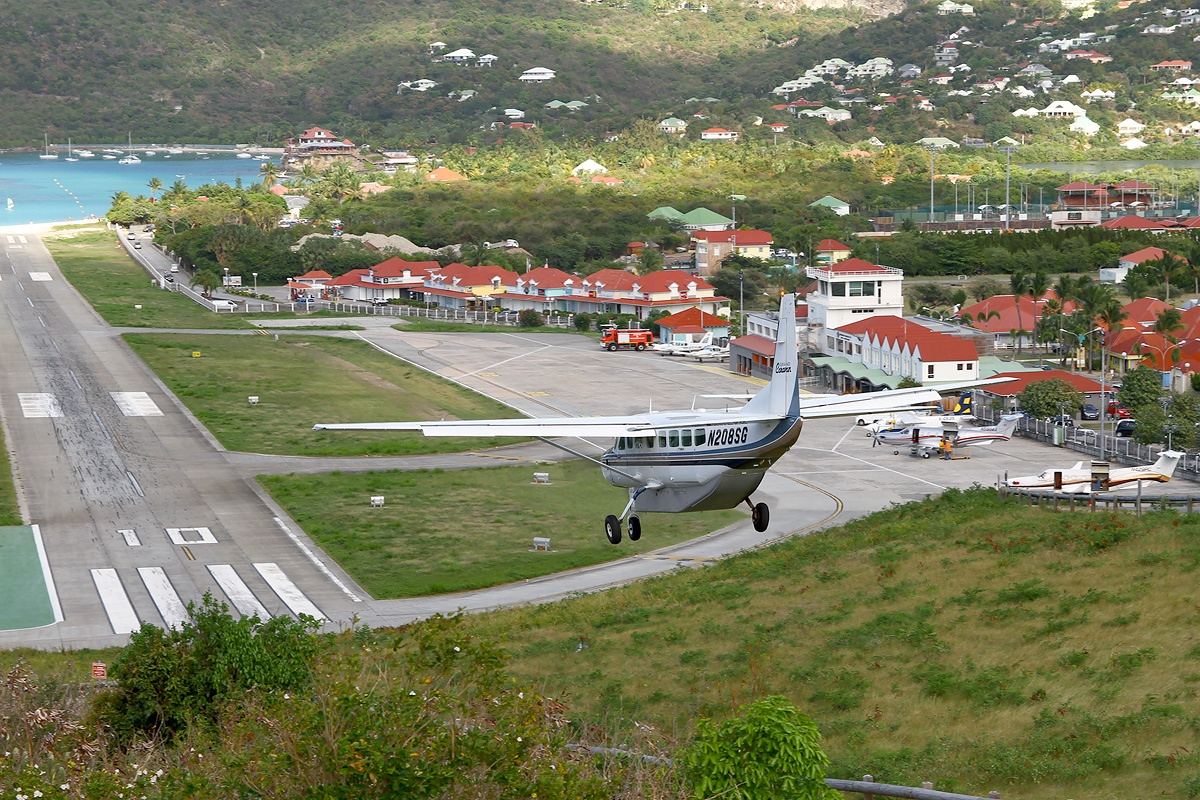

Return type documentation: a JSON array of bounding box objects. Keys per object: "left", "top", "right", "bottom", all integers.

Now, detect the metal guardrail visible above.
[{"left": 1002, "top": 486, "right": 1200, "bottom": 514}]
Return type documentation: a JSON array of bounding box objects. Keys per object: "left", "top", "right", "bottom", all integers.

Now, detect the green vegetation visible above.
[
  {"left": 1017, "top": 377, "right": 1084, "bottom": 419},
  {"left": 43, "top": 230, "right": 252, "bottom": 329},
  {"left": 258, "top": 459, "right": 743, "bottom": 597},
  {"left": 123, "top": 333, "right": 520, "bottom": 456},
  {"left": 0, "top": 421, "right": 21, "bottom": 526},
  {"left": 467, "top": 488, "right": 1200, "bottom": 799}
]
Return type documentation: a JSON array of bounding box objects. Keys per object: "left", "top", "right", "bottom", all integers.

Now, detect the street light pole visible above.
[
  {"left": 253, "top": 272, "right": 258, "bottom": 295},
  {"left": 999, "top": 145, "right": 1017, "bottom": 231},
  {"left": 927, "top": 147, "right": 936, "bottom": 225}
]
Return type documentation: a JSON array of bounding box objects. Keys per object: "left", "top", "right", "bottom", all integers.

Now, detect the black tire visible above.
[
  {"left": 628, "top": 515, "right": 642, "bottom": 541},
  {"left": 922, "top": 452, "right": 930, "bottom": 459},
  {"left": 607, "top": 342, "right": 618, "bottom": 352},
  {"left": 752, "top": 503, "right": 769, "bottom": 533},
  {"left": 605, "top": 514, "right": 622, "bottom": 544},
  {"left": 635, "top": 343, "right": 646, "bottom": 352},
  {"left": 893, "top": 450, "right": 900, "bottom": 455}
]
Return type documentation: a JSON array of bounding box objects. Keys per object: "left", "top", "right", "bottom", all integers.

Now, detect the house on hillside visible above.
[
  {"left": 809, "top": 195, "right": 851, "bottom": 215},
  {"left": 1152, "top": 59, "right": 1193, "bottom": 70},
  {"left": 691, "top": 230, "right": 774, "bottom": 275},
  {"left": 283, "top": 127, "right": 363, "bottom": 170},
  {"left": 700, "top": 128, "right": 740, "bottom": 141},
  {"left": 442, "top": 48, "right": 476, "bottom": 63},
  {"left": 1117, "top": 118, "right": 1147, "bottom": 136},
  {"left": 815, "top": 239, "right": 853, "bottom": 265},
  {"left": 518, "top": 67, "right": 556, "bottom": 82}
]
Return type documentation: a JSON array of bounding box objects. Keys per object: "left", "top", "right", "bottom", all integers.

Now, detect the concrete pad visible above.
[{"left": 0, "top": 526, "right": 61, "bottom": 630}]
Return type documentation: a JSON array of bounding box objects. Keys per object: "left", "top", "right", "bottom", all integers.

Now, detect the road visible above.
[{"left": 0, "top": 230, "right": 1165, "bottom": 646}]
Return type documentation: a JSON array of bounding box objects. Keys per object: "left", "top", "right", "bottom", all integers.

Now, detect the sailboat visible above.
[
  {"left": 65, "top": 138, "right": 79, "bottom": 162},
  {"left": 119, "top": 133, "right": 141, "bottom": 165},
  {"left": 6, "top": 199, "right": 13, "bottom": 211},
  {"left": 39, "top": 134, "right": 58, "bottom": 160}
]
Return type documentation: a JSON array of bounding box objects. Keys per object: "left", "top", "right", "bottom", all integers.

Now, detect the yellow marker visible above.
[{"left": 192, "top": 351, "right": 202, "bottom": 358}]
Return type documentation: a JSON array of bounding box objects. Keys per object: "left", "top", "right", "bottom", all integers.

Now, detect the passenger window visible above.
[
  {"left": 634, "top": 437, "right": 642, "bottom": 449},
  {"left": 658, "top": 433, "right": 667, "bottom": 448},
  {"left": 695, "top": 428, "right": 706, "bottom": 445},
  {"left": 682, "top": 430, "right": 693, "bottom": 447},
  {"left": 617, "top": 437, "right": 625, "bottom": 450},
  {"left": 669, "top": 430, "right": 679, "bottom": 447},
  {"left": 646, "top": 436, "right": 655, "bottom": 448}
]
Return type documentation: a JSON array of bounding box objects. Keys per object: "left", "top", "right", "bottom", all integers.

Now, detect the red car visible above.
[{"left": 1107, "top": 402, "right": 1132, "bottom": 419}]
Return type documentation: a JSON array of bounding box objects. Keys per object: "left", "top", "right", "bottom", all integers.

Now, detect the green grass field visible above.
[
  {"left": 258, "top": 459, "right": 743, "bottom": 597},
  {"left": 123, "top": 333, "right": 520, "bottom": 456},
  {"left": 469, "top": 489, "right": 1200, "bottom": 799},
  {"left": 43, "top": 230, "right": 254, "bottom": 329},
  {"left": 0, "top": 420, "right": 20, "bottom": 526}
]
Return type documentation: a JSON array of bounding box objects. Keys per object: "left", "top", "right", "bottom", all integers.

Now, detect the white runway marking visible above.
[
  {"left": 119, "top": 529, "right": 141, "bottom": 547},
  {"left": 110, "top": 391, "right": 163, "bottom": 417},
  {"left": 18, "top": 235, "right": 27, "bottom": 244},
  {"left": 126, "top": 472, "right": 145, "bottom": 497},
  {"left": 31, "top": 525, "right": 63, "bottom": 623},
  {"left": 273, "top": 516, "right": 362, "bottom": 602},
  {"left": 254, "top": 563, "right": 325, "bottom": 620},
  {"left": 5, "top": 236, "right": 12, "bottom": 244},
  {"left": 18, "top": 393, "right": 63, "bottom": 418},
  {"left": 166, "top": 527, "right": 217, "bottom": 545},
  {"left": 27, "top": 272, "right": 51, "bottom": 282},
  {"left": 137, "top": 567, "right": 190, "bottom": 629},
  {"left": 208, "top": 565, "right": 271, "bottom": 620},
  {"left": 90, "top": 569, "right": 141, "bottom": 634}
]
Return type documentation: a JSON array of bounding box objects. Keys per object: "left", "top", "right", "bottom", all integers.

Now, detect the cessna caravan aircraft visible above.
[
  {"left": 856, "top": 391, "right": 975, "bottom": 433},
  {"left": 870, "top": 415, "right": 1020, "bottom": 452},
  {"left": 315, "top": 295, "right": 1007, "bottom": 544},
  {"left": 1005, "top": 450, "right": 1184, "bottom": 493}
]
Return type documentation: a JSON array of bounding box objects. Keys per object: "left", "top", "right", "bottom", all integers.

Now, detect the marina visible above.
[{"left": 0, "top": 151, "right": 276, "bottom": 224}]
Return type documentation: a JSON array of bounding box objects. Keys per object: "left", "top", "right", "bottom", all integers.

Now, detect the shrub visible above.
[
  {"left": 574, "top": 313, "right": 592, "bottom": 331},
  {"left": 518, "top": 309, "right": 544, "bottom": 327},
  {"left": 684, "top": 695, "right": 835, "bottom": 800}
]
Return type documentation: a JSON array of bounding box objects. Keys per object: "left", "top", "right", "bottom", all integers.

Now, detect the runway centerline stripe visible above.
[
  {"left": 208, "top": 565, "right": 271, "bottom": 620},
  {"left": 90, "top": 569, "right": 141, "bottom": 634},
  {"left": 119, "top": 529, "right": 141, "bottom": 547},
  {"left": 272, "top": 516, "right": 362, "bottom": 602},
  {"left": 17, "top": 393, "right": 63, "bottom": 418},
  {"left": 253, "top": 563, "right": 325, "bottom": 621},
  {"left": 137, "top": 567, "right": 190, "bottom": 629},
  {"left": 110, "top": 392, "right": 164, "bottom": 417}
]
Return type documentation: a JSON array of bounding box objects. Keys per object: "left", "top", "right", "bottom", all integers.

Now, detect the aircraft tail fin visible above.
[
  {"left": 743, "top": 294, "right": 799, "bottom": 418},
  {"left": 1153, "top": 450, "right": 1185, "bottom": 479},
  {"left": 951, "top": 392, "right": 973, "bottom": 415}
]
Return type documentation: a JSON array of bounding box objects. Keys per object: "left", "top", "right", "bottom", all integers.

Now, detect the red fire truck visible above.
[{"left": 600, "top": 325, "right": 655, "bottom": 351}]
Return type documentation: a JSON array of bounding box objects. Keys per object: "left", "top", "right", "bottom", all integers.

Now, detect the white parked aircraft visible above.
[
  {"left": 871, "top": 415, "right": 1021, "bottom": 452},
  {"left": 315, "top": 295, "right": 1009, "bottom": 544},
  {"left": 654, "top": 331, "right": 714, "bottom": 356},
  {"left": 857, "top": 391, "right": 975, "bottom": 433},
  {"left": 691, "top": 345, "right": 730, "bottom": 363},
  {"left": 1005, "top": 450, "right": 1184, "bottom": 493}
]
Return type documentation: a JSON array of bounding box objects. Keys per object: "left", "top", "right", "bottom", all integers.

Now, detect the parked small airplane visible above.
[
  {"left": 653, "top": 331, "right": 714, "bottom": 356},
  {"left": 857, "top": 392, "right": 975, "bottom": 433},
  {"left": 315, "top": 295, "right": 1010, "bottom": 544},
  {"left": 1005, "top": 450, "right": 1184, "bottom": 492},
  {"left": 691, "top": 345, "right": 730, "bottom": 363},
  {"left": 871, "top": 415, "right": 1021, "bottom": 452}
]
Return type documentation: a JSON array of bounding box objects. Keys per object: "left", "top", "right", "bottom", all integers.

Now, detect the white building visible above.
[
  {"left": 1081, "top": 88, "right": 1116, "bottom": 102},
  {"left": 518, "top": 67, "right": 556, "bottom": 82},
  {"left": 442, "top": 48, "right": 476, "bottom": 63},
  {"left": 937, "top": 1, "right": 975, "bottom": 14},
  {"left": 1117, "top": 118, "right": 1147, "bottom": 135},
  {"left": 1070, "top": 115, "right": 1101, "bottom": 135},
  {"left": 804, "top": 258, "right": 904, "bottom": 332},
  {"left": 818, "top": 316, "right": 980, "bottom": 391}
]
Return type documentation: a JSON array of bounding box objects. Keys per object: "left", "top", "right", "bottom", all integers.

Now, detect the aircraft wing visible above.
[
  {"left": 313, "top": 412, "right": 788, "bottom": 438},
  {"left": 795, "top": 377, "right": 1013, "bottom": 420}
]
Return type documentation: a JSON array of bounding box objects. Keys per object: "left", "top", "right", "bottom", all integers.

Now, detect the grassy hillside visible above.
[
  {"left": 1, "top": 0, "right": 871, "bottom": 147},
  {"left": 470, "top": 488, "right": 1200, "bottom": 799}
]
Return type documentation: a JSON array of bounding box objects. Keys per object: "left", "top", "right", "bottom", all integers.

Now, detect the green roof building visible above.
[
  {"left": 647, "top": 206, "right": 684, "bottom": 222},
  {"left": 678, "top": 207, "right": 734, "bottom": 230},
  {"left": 808, "top": 195, "right": 851, "bottom": 216}
]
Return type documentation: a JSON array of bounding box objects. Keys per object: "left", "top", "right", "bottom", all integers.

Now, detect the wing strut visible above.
[{"left": 535, "top": 437, "right": 649, "bottom": 486}]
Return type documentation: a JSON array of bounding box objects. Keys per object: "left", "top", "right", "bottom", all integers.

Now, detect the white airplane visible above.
[
  {"left": 314, "top": 295, "right": 1010, "bottom": 544},
  {"left": 654, "top": 331, "right": 714, "bottom": 356},
  {"left": 857, "top": 392, "right": 976, "bottom": 433},
  {"left": 691, "top": 345, "right": 730, "bottom": 363},
  {"left": 1005, "top": 450, "right": 1184, "bottom": 493},
  {"left": 871, "top": 415, "right": 1021, "bottom": 453}
]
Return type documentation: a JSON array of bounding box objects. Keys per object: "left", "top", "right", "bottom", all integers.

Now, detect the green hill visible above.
[{"left": 0, "top": 0, "right": 874, "bottom": 148}]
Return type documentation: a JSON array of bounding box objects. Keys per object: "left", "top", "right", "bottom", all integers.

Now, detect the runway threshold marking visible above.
[
  {"left": 119, "top": 529, "right": 141, "bottom": 546},
  {"left": 91, "top": 569, "right": 141, "bottom": 635},
  {"left": 17, "top": 393, "right": 63, "bottom": 418},
  {"left": 253, "top": 563, "right": 325, "bottom": 621},
  {"left": 111, "top": 392, "right": 164, "bottom": 417},
  {"left": 27, "top": 272, "right": 51, "bottom": 282},
  {"left": 208, "top": 565, "right": 271, "bottom": 619},
  {"left": 166, "top": 527, "right": 217, "bottom": 545},
  {"left": 137, "top": 567, "right": 190, "bottom": 629}
]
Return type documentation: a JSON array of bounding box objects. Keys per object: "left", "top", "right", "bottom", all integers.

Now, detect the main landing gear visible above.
[
  {"left": 745, "top": 498, "right": 770, "bottom": 533},
  {"left": 605, "top": 491, "right": 644, "bottom": 545}
]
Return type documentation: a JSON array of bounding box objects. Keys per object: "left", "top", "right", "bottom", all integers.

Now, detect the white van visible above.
[{"left": 211, "top": 299, "right": 237, "bottom": 311}]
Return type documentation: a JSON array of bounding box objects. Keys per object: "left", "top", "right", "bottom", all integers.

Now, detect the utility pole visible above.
[
  {"left": 927, "top": 147, "right": 937, "bottom": 225},
  {"left": 999, "top": 144, "right": 1017, "bottom": 231}
]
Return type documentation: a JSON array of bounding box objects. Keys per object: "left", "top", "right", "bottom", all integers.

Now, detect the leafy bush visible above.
[
  {"left": 574, "top": 313, "right": 592, "bottom": 331},
  {"left": 684, "top": 695, "right": 835, "bottom": 800},
  {"left": 95, "top": 594, "right": 319, "bottom": 742},
  {"left": 518, "top": 309, "right": 544, "bottom": 328}
]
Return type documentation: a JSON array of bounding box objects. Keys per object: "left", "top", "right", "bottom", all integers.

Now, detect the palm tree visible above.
[
  {"left": 259, "top": 161, "right": 279, "bottom": 188},
  {"left": 1153, "top": 306, "right": 1185, "bottom": 342},
  {"left": 296, "top": 162, "right": 320, "bottom": 187},
  {"left": 146, "top": 177, "right": 163, "bottom": 201},
  {"left": 1095, "top": 296, "right": 1128, "bottom": 374},
  {"left": 189, "top": 269, "right": 220, "bottom": 298},
  {"left": 1027, "top": 269, "right": 1050, "bottom": 364},
  {"left": 1122, "top": 269, "right": 1151, "bottom": 301},
  {"left": 1149, "top": 252, "right": 1184, "bottom": 303},
  {"left": 1009, "top": 268, "right": 1029, "bottom": 355},
  {"left": 1185, "top": 241, "right": 1200, "bottom": 295}
]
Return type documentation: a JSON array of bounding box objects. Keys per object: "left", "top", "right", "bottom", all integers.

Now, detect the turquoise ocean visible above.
[{"left": 0, "top": 151, "right": 276, "bottom": 225}]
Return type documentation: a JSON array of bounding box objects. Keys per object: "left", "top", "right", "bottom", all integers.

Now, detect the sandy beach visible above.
[{"left": 0, "top": 220, "right": 105, "bottom": 236}]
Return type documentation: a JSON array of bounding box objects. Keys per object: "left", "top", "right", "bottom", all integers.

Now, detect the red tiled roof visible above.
[
  {"left": 426, "top": 167, "right": 467, "bottom": 182},
  {"left": 672, "top": 326, "right": 708, "bottom": 334},
  {"left": 1056, "top": 181, "right": 1105, "bottom": 192},
  {"left": 584, "top": 268, "right": 639, "bottom": 291},
  {"left": 835, "top": 317, "right": 978, "bottom": 361},
  {"left": 1122, "top": 296, "right": 1173, "bottom": 328},
  {"left": 296, "top": 270, "right": 332, "bottom": 280},
  {"left": 958, "top": 293, "right": 1075, "bottom": 333},
  {"left": 517, "top": 266, "right": 577, "bottom": 290},
  {"left": 328, "top": 269, "right": 369, "bottom": 287},
  {"left": 982, "top": 370, "right": 1103, "bottom": 396},
  {"left": 691, "top": 230, "right": 774, "bottom": 246},
  {"left": 1120, "top": 246, "right": 1168, "bottom": 266},
  {"left": 371, "top": 257, "right": 441, "bottom": 278},
  {"left": 702, "top": 127, "right": 735, "bottom": 133},
  {"left": 731, "top": 334, "right": 777, "bottom": 357},
  {"left": 428, "top": 263, "right": 518, "bottom": 288},
  {"left": 634, "top": 270, "right": 716, "bottom": 293},
  {"left": 821, "top": 257, "right": 892, "bottom": 274},
  {"left": 1107, "top": 330, "right": 1200, "bottom": 370},
  {"left": 655, "top": 307, "right": 730, "bottom": 330},
  {"left": 1101, "top": 215, "right": 1168, "bottom": 230},
  {"left": 816, "top": 239, "right": 851, "bottom": 251}
]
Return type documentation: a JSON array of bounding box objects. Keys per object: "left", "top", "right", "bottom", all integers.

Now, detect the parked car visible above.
[
  {"left": 1048, "top": 414, "right": 1075, "bottom": 426},
  {"left": 369, "top": 298, "right": 389, "bottom": 307},
  {"left": 133, "top": 241, "right": 142, "bottom": 249},
  {"left": 211, "top": 299, "right": 237, "bottom": 311},
  {"left": 1114, "top": 419, "right": 1137, "bottom": 437},
  {"left": 1107, "top": 402, "right": 1132, "bottom": 419},
  {"left": 1081, "top": 403, "right": 1100, "bottom": 421}
]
